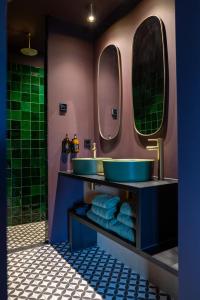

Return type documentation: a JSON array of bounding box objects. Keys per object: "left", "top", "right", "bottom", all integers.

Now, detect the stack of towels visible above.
[
  {"left": 87, "top": 194, "right": 136, "bottom": 243},
  {"left": 87, "top": 194, "right": 120, "bottom": 230},
  {"left": 109, "top": 201, "right": 136, "bottom": 242}
]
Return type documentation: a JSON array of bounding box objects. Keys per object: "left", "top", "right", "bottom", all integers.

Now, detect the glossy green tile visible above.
[
  {"left": 11, "top": 81, "right": 21, "bottom": 91},
  {"left": 12, "top": 217, "right": 22, "bottom": 225},
  {"left": 12, "top": 206, "right": 22, "bottom": 217},
  {"left": 22, "top": 83, "right": 30, "bottom": 93},
  {"left": 39, "top": 94, "right": 44, "bottom": 103},
  {"left": 21, "top": 102, "right": 31, "bottom": 112},
  {"left": 21, "top": 130, "right": 31, "bottom": 139},
  {"left": 39, "top": 122, "right": 44, "bottom": 130},
  {"left": 39, "top": 104, "right": 44, "bottom": 112},
  {"left": 12, "top": 159, "right": 21, "bottom": 169},
  {"left": 31, "top": 85, "right": 39, "bottom": 94},
  {"left": 22, "top": 92, "right": 30, "bottom": 102},
  {"left": 11, "top": 101, "right": 21, "bottom": 111},
  {"left": 31, "top": 103, "right": 39, "bottom": 112},
  {"left": 10, "top": 91, "right": 21, "bottom": 101},
  {"left": 31, "top": 185, "right": 40, "bottom": 196},
  {"left": 22, "top": 75, "right": 30, "bottom": 83},
  {"left": 31, "top": 94, "right": 39, "bottom": 103},
  {"left": 12, "top": 197, "right": 22, "bottom": 207},
  {"left": 39, "top": 86, "right": 44, "bottom": 95},
  {"left": 22, "top": 120, "right": 31, "bottom": 130},
  {"left": 31, "top": 66, "right": 40, "bottom": 74},
  {"left": 22, "top": 215, "right": 31, "bottom": 224},
  {"left": 31, "top": 76, "right": 39, "bottom": 85},
  {"left": 7, "top": 63, "right": 47, "bottom": 226},
  {"left": 11, "top": 111, "right": 21, "bottom": 120},
  {"left": 22, "top": 111, "right": 30, "bottom": 120}
]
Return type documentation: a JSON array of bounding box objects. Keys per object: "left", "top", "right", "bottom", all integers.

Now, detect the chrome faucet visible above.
[
  {"left": 146, "top": 138, "right": 164, "bottom": 180},
  {"left": 91, "top": 142, "right": 97, "bottom": 158}
]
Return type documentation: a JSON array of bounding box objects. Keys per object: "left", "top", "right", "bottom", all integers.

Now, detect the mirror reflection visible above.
[
  {"left": 97, "top": 45, "right": 122, "bottom": 140},
  {"left": 132, "top": 16, "right": 167, "bottom": 136}
]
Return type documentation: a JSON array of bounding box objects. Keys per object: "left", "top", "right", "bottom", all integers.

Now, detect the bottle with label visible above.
[
  {"left": 62, "top": 133, "right": 71, "bottom": 153},
  {"left": 71, "top": 134, "right": 79, "bottom": 153}
]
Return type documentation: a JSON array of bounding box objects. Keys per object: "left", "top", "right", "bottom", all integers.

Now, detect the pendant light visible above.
[{"left": 87, "top": 3, "right": 96, "bottom": 23}]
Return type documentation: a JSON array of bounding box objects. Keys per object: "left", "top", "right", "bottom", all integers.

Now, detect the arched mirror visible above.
[
  {"left": 97, "top": 45, "right": 122, "bottom": 140},
  {"left": 132, "top": 16, "right": 167, "bottom": 136}
]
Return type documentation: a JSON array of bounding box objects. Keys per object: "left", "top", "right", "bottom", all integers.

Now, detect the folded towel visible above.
[
  {"left": 109, "top": 221, "right": 135, "bottom": 242},
  {"left": 120, "top": 201, "right": 136, "bottom": 217},
  {"left": 91, "top": 205, "right": 116, "bottom": 220},
  {"left": 92, "top": 194, "right": 120, "bottom": 209},
  {"left": 117, "top": 213, "right": 136, "bottom": 229},
  {"left": 87, "top": 210, "right": 117, "bottom": 230},
  {"left": 75, "top": 204, "right": 90, "bottom": 216}
]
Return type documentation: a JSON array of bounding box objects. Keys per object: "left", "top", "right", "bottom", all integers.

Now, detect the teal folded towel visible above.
[
  {"left": 120, "top": 202, "right": 136, "bottom": 217},
  {"left": 91, "top": 205, "right": 116, "bottom": 220},
  {"left": 92, "top": 194, "right": 120, "bottom": 209},
  {"left": 109, "top": 221, "right": 135, "bottom": 242},
  {"left": 87, "top": 210, "right": 117, "bottom": 230},
  {"left": 117, "top": 213, "right": 136, "bottom": 229}
]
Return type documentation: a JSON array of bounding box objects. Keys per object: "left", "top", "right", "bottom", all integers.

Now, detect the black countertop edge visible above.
[{"left": 59, "top": 171, "right": 178, "bottom": 190}]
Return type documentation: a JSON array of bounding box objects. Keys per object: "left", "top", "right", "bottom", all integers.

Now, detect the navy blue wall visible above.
[
  {"left": 0, "top": 0, "right": 7, "bottom": 299},
  {"left": 176, "top": 0, "right": 200, "bottom": 299}
]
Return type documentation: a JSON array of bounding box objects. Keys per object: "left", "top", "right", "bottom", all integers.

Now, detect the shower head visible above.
[{"left": 20, "top": 33, "right": 38, "bottom": 56}]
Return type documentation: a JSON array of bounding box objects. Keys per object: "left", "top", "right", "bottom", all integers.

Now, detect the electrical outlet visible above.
[
  {"left": 84, "top": 139, "right": 91, "bottom": 149},
  {"left": 59, "top": 103, "right": 67, "bottom": 114},
  {"left": 111, "top": 108, "right": 118, "bottom": 119}
]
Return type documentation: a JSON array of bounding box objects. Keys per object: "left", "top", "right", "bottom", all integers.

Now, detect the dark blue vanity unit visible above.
[{"left": 52, "top": 172, "right": 178, "bottom": 258}]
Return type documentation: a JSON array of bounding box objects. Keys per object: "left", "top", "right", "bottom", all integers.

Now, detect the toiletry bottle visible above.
[
  {"left": 72, "top": 134, "right": 79, "bottom": 153},
  {"left": 62, "top": 133, "right": 71, "bottom": 153}
]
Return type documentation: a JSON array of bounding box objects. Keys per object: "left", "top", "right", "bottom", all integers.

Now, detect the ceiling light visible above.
[{"left": 87, "top": 3, "right": 96, "bottom": 23}]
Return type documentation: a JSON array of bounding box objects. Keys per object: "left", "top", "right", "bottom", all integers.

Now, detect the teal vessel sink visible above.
[
  {"left": 72, "top": 158, "right": 112, "bottom": 175},
  {"left": 103, "top": 159, "right": 154, "bottom": 182}
]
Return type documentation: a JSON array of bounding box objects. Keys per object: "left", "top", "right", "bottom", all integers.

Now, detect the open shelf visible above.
[{"left": 69, "top": 210, "right": 178, "bottom": 276}]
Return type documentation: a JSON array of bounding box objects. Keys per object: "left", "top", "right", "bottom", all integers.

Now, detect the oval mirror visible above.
[
  {"left": 97, "top": 45, "right": 122, "bottom": 140},
  {"left": 132, "top": 16, "right": 167, "bottom": 136}
]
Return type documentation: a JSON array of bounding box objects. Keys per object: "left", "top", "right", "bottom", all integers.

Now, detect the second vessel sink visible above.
[
  {"left": 72, "top": 158, "right": 111, "bottom": 175},
  {"left": 103, "top": 159, "right": 154, "bottom": 182}
]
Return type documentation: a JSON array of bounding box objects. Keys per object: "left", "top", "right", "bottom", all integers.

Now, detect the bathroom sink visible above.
[
  {"left": 103, "top": 159, "right": 154, "bottom": 182},
  {"left": 72, "top": 158, "right": 112, "bottom": 175}
]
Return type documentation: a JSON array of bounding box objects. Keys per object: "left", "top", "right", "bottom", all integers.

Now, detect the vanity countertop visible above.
[{"left": 59, "top": 171, "right": 178, "bottom": 190}]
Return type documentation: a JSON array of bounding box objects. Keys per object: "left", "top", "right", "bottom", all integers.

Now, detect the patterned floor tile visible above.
[
  {"left": 7, "top": 221, "right": 47, "bottom": 251},
  {"left": 8, "top": 243, "right": 171, "bottom": 299}
]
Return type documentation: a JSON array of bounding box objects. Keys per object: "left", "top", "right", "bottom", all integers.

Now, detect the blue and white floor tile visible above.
[
  {"left": 8, "top": 243, "right": 171, "bottom": 299},
  {"left": 7, "top": 221, "right": 46, "bottom": 251}
]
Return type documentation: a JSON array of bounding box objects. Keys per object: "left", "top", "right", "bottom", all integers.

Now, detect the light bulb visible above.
[
  {"left": 87, "top": 3, "right": 96, "bottom": 23},
  {"left": 87, "top": 14, "right": 96, "bottom": 23}
]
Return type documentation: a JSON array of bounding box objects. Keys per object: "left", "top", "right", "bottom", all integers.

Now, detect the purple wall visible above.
[
  {"left": 94, "top": 0, "right": 177, "bottom": 179},
  {"left": 47, "top": 21, "right": 94, "bottom": 239}
]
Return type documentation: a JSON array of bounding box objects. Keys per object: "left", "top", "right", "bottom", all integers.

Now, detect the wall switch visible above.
[
  {"left": 59, "top": 103, "right": 67, "bottom": 114},
  {"left": 84, "top": 139, "right": 91, "bottom": 149}
]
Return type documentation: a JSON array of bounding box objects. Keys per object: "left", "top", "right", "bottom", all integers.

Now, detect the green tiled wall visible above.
[
  {"left": 7, "top": 63, "right": 47, "bottom": 226},
  {"left": 134, "top": 89, "right": 164, "bottom": 135}
]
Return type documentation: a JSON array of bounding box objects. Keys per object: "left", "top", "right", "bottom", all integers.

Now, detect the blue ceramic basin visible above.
[
  {"left": 72, "top": 158, "right": 112, "bottom": 175},
  {"left": 103, "top": 159, "right": 154, "bottom": 182}
]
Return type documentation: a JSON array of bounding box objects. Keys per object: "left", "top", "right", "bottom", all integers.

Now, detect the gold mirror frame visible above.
[
  {"left": 132, "top": 16, "right": 167, "bottom": 137},
  {"left": 97, "top": 44, "right": 122, "bottom": 141}
]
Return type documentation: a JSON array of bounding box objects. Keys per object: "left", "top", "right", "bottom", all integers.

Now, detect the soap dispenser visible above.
[
  {"left": 71, "top": 134, "right": 80, "bottom": 153},
  {"left": 62, "top": 133, "right": 71, "bottom": 154}
]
